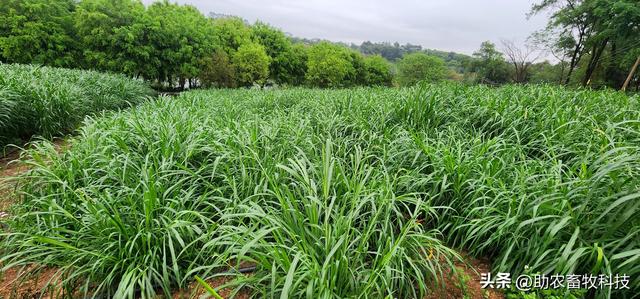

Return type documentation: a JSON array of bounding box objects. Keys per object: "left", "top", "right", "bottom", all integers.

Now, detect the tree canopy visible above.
[
  {"left": 306, "top": 42, "right": 356, "bottom": 88},
  {"left": 232, "top": 43, "right": 270, "bottom": 87},
  {"left": 397, "top": 53, "right": 448, "bottom": 86},
  {"left": 0, "top": 0, "right": 77, "bottom": 67},
  {"left": 530, "top": 0, "right": 640, "bottom": 88}
]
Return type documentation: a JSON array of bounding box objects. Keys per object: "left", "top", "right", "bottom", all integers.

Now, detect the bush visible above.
[
  {"left": 363, "top": 55, "right": 393, "bottom": 86},
  {"left": 305, "top": 42, "right": 356, "bottom": 88},
  {"left": 199, "top": 48, "right": 236, "bottom": 88},
  {"left": 0, "top": 63, "right": 152, "bottom": 148},
  {"left": 397, "top": 53, "right": 447, "bottom": 86},
  {"left": 232, "top": 43, "right": 270, "bottom": 87}
]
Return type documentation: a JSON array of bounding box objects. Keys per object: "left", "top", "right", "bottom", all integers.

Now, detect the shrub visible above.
[
  {"left": 363, "top": 55, "right": 393, "bottom": 86},
  {"left": 305, "top": 42, "right": 356, "bottom": 88},
  {"left": 232, "top": 43, "right": 271, "bottom": 87},
  {"left": 397, "top": 53, "right": 447, "bottom": 86}
]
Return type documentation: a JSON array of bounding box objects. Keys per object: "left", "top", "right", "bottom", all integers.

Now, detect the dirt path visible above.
[{"left": 425, "top": 253, "right": 504, "bottom": 299}]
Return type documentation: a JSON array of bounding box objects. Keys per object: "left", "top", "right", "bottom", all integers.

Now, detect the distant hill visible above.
[{"left": 289, "top": 38, "right": 472, "bottom": 72}]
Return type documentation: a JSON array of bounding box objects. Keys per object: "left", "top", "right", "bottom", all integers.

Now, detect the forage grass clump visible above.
[
  {"left": 0, "top": 63, "right": 153, "bottom": 148},
  {"left": 1, "top": 84, "right": 639, "bottom": 298}
]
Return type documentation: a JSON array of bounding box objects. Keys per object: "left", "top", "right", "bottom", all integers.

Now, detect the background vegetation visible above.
[{"left": 1, "top": 0, "right": 638, "bottom": 90}]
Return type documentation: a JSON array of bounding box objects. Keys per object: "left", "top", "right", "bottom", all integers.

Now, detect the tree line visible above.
[
  {"left": 1, "top": 0, "right": 638, "bottom": 90},
  {"left": 0, "top": 0, "right": 395, "bottom": 89}
]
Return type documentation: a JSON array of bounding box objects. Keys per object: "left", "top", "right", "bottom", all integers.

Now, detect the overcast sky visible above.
[{"left": 142, "top": 0, "right": 550, "bottom": 56}]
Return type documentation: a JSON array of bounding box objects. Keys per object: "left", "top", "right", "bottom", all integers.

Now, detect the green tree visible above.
[
  {"left": 530, "top": 0, "right": 640, "bottom": 87},
  {"left": 0, "top": 0, "right": 77, "bottom": 67},
  {"left": 305, "top": 42, "right": 355, "bottom": 88},
  {"left": 397, "top": 53, "right": 447, "bottom": 86},
  {"left": 199, "top": 48, "right": 236, "bottom": 88},
  {"left": 363, "top": 55, "right": 393, "bottom": 86},
  {"left": 232, "top": 43, "right": 270, "bottom": 87},
  {"left": 251, "top": 22, "right": 299, "bottom": 84},
  {"left": 471, "top": 41, "right": 511, "bottom": 84},
  {"left": 277, "top": 43, "right": 308, "bottom": 86},
  {"left": 211, "top": 17, "right": 252, "bottom": 54},
  {"left": 74, "top": 0, "right": 154, "bottom": 77},
  {"left": 347, "top": 50, "right": 367, "bottom": 86},
  {"left": 146, "top": 1, "right": 217, "bottom": 87}
]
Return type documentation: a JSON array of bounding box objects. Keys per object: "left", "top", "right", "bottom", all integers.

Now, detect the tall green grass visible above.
[
  {"left": 1, "top": 84, "right": 638, "bottom": 298},
  {"left": 0, "top": 64, "right": 153, "bottom": 148}
]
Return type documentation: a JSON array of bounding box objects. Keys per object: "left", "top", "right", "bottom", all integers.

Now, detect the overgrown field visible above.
[
  {"left": 0, "top": 64, "right": 153, "bottom": 148},
  {"left": 1, "top": 85, "right": 639, "bottom": 298}
]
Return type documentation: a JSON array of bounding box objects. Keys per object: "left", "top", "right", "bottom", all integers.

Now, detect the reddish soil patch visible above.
[
  {"left": 0, "top": 266, "right": 67, "bottom": 299},
  {"left": 0, "top": 139, "right": 67, "bottom": 210},
  {"left": 425, "top": 253, "right": 504, "bottom": 299},
  {"left": 0, "top": 148, "right": 28, "bottom": 212}
]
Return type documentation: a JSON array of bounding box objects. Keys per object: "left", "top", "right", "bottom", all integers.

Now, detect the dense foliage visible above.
[
  {"left": 0, "top": 63, "right": 152, "bottom": 148},
  {"left": 2, "top": 85, "right": 638, "bottom": 298},
  {"left": 397, "top": 53, "right": 448, "bottom": 86},
  {"left": 531, "top": 0, "right": 640, "bottom": 89},
  {"left": 305, "top": 42, "right": 357, "bottom": 88},
  {"left": 0, "top": 0, "right": 396, "bottom": 89},
  {"left": 5, "top": 0, "right": 636, "bottom": 89}
]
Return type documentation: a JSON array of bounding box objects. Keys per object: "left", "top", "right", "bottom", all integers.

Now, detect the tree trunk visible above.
[
  {"left": 606, "top": 42, "right": 619, "bottom": 87},
  {"left": 622, "top": 55, "right": 640, "bottom": 91},
  {"left": 564, "top": 26, "right": 587, "bottom": 85},
  {"left": 582, "top": 38, "right": 609, "bottom": 86}
]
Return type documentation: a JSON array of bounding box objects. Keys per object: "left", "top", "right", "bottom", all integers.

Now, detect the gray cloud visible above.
[{"left": 142, "top": 0, "right": 549, "bottom": 55}]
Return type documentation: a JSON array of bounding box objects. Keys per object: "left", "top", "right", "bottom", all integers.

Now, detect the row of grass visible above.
[
  {"left": 1, "top": 84, "right": 639, "bottom": 298},
  {"left": 0, "top": 64, "right": 153, "bottom": 149}
]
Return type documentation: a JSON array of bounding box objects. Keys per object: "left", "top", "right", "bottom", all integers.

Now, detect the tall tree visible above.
[
  {"left": 146, "top": 1, "right": 216, "bottom": 87},
  {"left": 530, "top": 0, "right": 592, "bottom": 85},
  {"left": 501, "top": 39, "right": 541, "bottom": 83},
  {"left": 251, "top": 22, "right": 295, "bottom": 84},
  {"left": 471, "top": 41, "right": 511, "bottom": 84},
  {"left": 74, "top": 0, "right": 153, "bottom": 77},
  {"left": 305, "top": 42, "right": 356, "bottom": 88},
  {"left": 211, "top": 16, "right": 252, "bottom": 55},
  {"left": 531, "top": 0, "right": 640, "bottom": 87},
  {"left": 232, "top": 43, "right": 270, "bottom": 87},
  {"left": 199, "top": 48, "right": 236, "bottom": 88},
  {"left": 0, "top": 0, "right": 77, "bottom": 67}
]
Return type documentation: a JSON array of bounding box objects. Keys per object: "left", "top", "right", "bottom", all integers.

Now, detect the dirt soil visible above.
[
  {"left": 0, "top": 141, "right": 503, "bottom": 299},
  {"left": 424, "top": 253, "right": 504, "bottom": 299}
]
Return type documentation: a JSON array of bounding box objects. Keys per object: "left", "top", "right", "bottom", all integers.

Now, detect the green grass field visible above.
[
  {"left": 0, "top": 64, "right": 153, "bottom": 149},
  {"left": 1, "top": 84, "right": 639, "bottom": 298}
]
